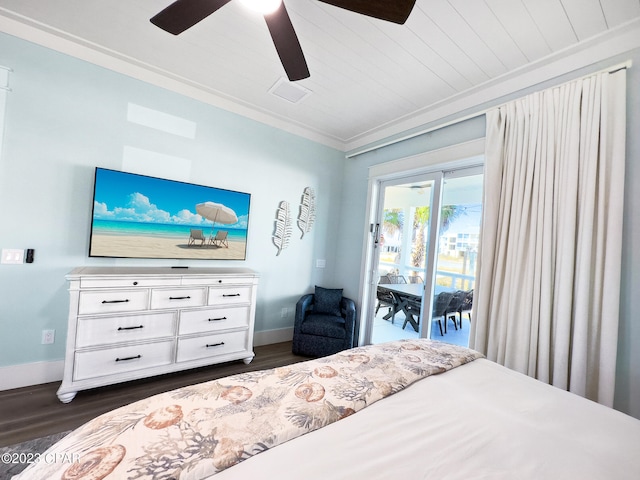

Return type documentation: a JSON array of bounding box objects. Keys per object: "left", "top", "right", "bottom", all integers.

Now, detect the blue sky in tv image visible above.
[{"left": 91, "top": 168, "right": 250, "bottom": 240}]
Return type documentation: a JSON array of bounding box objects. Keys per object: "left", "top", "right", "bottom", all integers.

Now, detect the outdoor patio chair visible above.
[
  {"left": 376, "top": 276, "right": 396, "bottom": 321},
  {"left": 445, "top": 290, "right": 468, "bottom": 334},
  {"left": 388, "top": 275, "right": 407, "bottom": 284},
  {"left": 209, "top": 230, "right": 229, "bottom": 247},
  {"left": 457, "top": 289, "right": 473, "bottom": 328},
  {"left": 188, "top": 228, "right": 206, "bottom": 246},
  {"left": 432, "top": 291, "right": 455, "bottom": 336},
  {"left": 408, "top": 275, "right": 424, "bottom": 284}
]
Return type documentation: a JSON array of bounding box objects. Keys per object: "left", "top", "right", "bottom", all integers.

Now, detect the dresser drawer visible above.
[
  {"left": 179, "top": 306, "right": 250, "bottom": 336},
  {"left": 59, "top": 267, "right": 258, "bottom": 403},
  {"left": 208, "top": 286, "right": 252, "bottom": 306},
  {"left": 80, "top": 277, "right": 179, "bottom": 289},
  {"left": 76, "top": 312, "right": 176, "bottom": 348},
  {"left": 176, "top": 330, "right": 248, "bottom": 363},
  {"left": 181, "top": 276, "right": 255, "bottom": 286},
  {"left": 78, "top": 290, "right": 149, "bottom": 315},
  {"left": 150, "top": 288, "right": 206, "bottom": 309},
  {"left": 73, "top": 340, "right": 174, "bottom": 381}
]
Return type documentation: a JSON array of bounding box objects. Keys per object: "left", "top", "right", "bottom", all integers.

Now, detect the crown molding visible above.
[
  {"left": 0, "top": 9, "right": 346, "bottom": 151},
  {"left": 1, "top": 9, "right": 638, "bottom": 156},
  {"left": 345, "top": 18, "right": 640, "bottom": 155}
]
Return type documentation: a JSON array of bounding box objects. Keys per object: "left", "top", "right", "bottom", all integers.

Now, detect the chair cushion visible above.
[
  {"left": 300, "top": 313, "right": 347, "bottom": 339},
  {"left": 314, "top": 286, "right": 343, "bottom": 316}
]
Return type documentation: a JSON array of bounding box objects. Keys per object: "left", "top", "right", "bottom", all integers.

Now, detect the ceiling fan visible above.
[{"left": 150, "top": 0, "right": 417, "bottom": 81}]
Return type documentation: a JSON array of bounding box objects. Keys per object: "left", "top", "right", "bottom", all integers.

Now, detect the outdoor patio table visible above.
[{"left": 377, "top": 284, "right": 449, "bottom": 331}]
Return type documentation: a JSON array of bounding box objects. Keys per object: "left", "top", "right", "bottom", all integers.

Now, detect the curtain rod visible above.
[{"left": 346, "top": 60, "right": 632, "bottom": 159}]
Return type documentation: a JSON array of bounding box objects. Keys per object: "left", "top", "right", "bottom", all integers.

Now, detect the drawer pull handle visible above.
[
  {"left": 209, "top": 316, "right": 227, "bottom": 322},
  {"left": 223, "top": 293, "right": 241, "bottom": 297},
  {"left": 206, "top": 342, "right": 225, "bottom": 348},
  {"left": 169, "top": 296, "right": 191, "bottom": 300},
  {"left": 117, "top": 325, "right": 144, "bottom": 331},
  {"left": 102, "top": 299, "right": 129, "bottom": 304},
  {"left": 115, "top": 355, "right": 142, "bottom": 362}
]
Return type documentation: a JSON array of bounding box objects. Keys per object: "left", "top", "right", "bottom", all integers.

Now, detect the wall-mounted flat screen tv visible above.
[{"left": 89, "top": 168, "right": 251, "bottom": 260}]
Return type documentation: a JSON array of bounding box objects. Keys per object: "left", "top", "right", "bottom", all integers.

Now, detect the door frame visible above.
[
  {"left": 357, "top": 139, "right": 485, "bottom": 346},
  {"left": 368, "top": 171, "right": 443, "bottom": 341}
]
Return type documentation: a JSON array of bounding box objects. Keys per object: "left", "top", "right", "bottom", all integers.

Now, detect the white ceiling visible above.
[{"left": 0, "top": 0, "right": 639, "bottom": 152}]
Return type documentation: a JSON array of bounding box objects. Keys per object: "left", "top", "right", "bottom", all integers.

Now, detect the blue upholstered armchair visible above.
[{"left": 292, "top": 287, "right": 356, "bottom": 357}]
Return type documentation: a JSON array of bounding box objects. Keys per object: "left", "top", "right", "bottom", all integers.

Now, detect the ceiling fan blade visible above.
[
  {"left": 264, "top": 2, "right": 310, "bottom": 81},
  {"left": 318, "top": 0, "right": 416, "bottom": 24},
  {"left": 150, "top": 0, "right": 233, "bottom": 35}
]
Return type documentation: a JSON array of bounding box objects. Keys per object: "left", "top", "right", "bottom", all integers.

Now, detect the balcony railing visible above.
[{"left": 379, "top": 261, "right": 474, "bottom": 289}]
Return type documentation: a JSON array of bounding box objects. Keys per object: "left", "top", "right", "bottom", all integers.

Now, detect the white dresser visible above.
[{"left": 57, "top": 266, "right": 259, "bottom": 403}]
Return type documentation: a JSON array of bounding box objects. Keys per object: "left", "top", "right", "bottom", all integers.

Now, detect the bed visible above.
[{"left": 15, "top": 339, "right": 640, "bottom": 479}]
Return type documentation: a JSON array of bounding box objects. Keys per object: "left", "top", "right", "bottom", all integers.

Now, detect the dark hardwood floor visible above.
[{"left": 0, "top": 342, "right": 306, "bottom": 447}]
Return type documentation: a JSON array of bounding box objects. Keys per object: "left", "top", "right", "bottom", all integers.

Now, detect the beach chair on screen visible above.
[
  {"left": 188, "top": 229, "right": 206, "bottom": 246},
  {"left": 209, "top": 230, "right": 229, "bottom": 248}
]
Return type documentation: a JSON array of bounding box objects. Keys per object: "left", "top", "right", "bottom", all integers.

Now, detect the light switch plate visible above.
[{"left": 1, "top": 249, "right": 24, "bottom": 264}]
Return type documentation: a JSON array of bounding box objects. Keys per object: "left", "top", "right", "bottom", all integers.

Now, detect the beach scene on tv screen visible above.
[{"left": 89, "top": 168, "right": 250, "bottom": 260}]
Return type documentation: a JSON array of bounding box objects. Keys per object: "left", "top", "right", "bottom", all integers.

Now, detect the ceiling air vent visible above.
[{"left": 268, "top": 77, "right": 311, "bottom": 104}]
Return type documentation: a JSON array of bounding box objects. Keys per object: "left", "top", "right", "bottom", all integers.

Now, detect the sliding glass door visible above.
[
  {"left": 367, "top": 167, "right": 483, "bottom": 347},
  {"left": 428, "top": 168, "right": 483, "bottom": 346},
  {"left": 370, "top": 172, "right": 442, "bottom": 343}
]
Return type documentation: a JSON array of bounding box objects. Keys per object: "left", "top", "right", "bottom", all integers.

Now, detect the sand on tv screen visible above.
[{"left": 89, "top": 168, "right": 251, "bottom": 260}]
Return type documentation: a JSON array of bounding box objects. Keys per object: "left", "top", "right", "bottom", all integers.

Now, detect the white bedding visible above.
[
  {"left": 16, "top": 340, "right": 482, "bottom": 479},
  {"left": 214, "top": 358, "right": 640, "bottom": 479}
]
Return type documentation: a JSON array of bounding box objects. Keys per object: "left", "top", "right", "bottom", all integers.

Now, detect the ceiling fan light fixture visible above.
[
  {"left": 240, "top": 0, "right": 283, "bottom": 15},
  {"left": 150, "top": 0, "right": 415, "bottom": 80}
]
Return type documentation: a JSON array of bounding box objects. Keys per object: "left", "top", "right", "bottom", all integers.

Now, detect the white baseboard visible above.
[
  {"left": 0, "top": 328, "right": 294, "bottom": 391},
  {"left": 253, "top": 327, "right": 294, "bottom": 347},
  {"left": 0, "top": 360, "right": 64, "bottom": 391}
]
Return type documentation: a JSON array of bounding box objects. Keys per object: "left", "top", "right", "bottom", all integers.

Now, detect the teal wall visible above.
[
  {"left": 1, "top": 31, "right": 638, "bottom": 420},
  {"left": 0, "top": 32, "right": 345, "bottom": 366}
]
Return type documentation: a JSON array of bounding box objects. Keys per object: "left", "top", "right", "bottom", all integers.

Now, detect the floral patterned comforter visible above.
[{"left": 17, "top": 339, "right": 482, "bottom": 480}]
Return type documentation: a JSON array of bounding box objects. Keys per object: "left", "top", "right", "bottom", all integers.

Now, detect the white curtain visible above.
[{"left": 470, "top": 69, "right": 626, "bottom": 406}]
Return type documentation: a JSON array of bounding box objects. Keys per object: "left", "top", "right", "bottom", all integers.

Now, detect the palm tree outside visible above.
[{"left": 411, "top": 205, "right": 466, "bottom": 270}]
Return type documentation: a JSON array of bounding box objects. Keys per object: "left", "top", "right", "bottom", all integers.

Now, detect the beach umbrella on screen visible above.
[{"left": 196, "top": 202, "right": 238, "bottom": 237}]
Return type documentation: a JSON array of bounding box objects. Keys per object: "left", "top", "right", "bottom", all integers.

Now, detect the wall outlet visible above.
[
  {"left": 281, "top": 307, "right": 288, "bottom": 318},
  {"left": 42, "top": 329, "right": 55, "bottom": 345}
]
